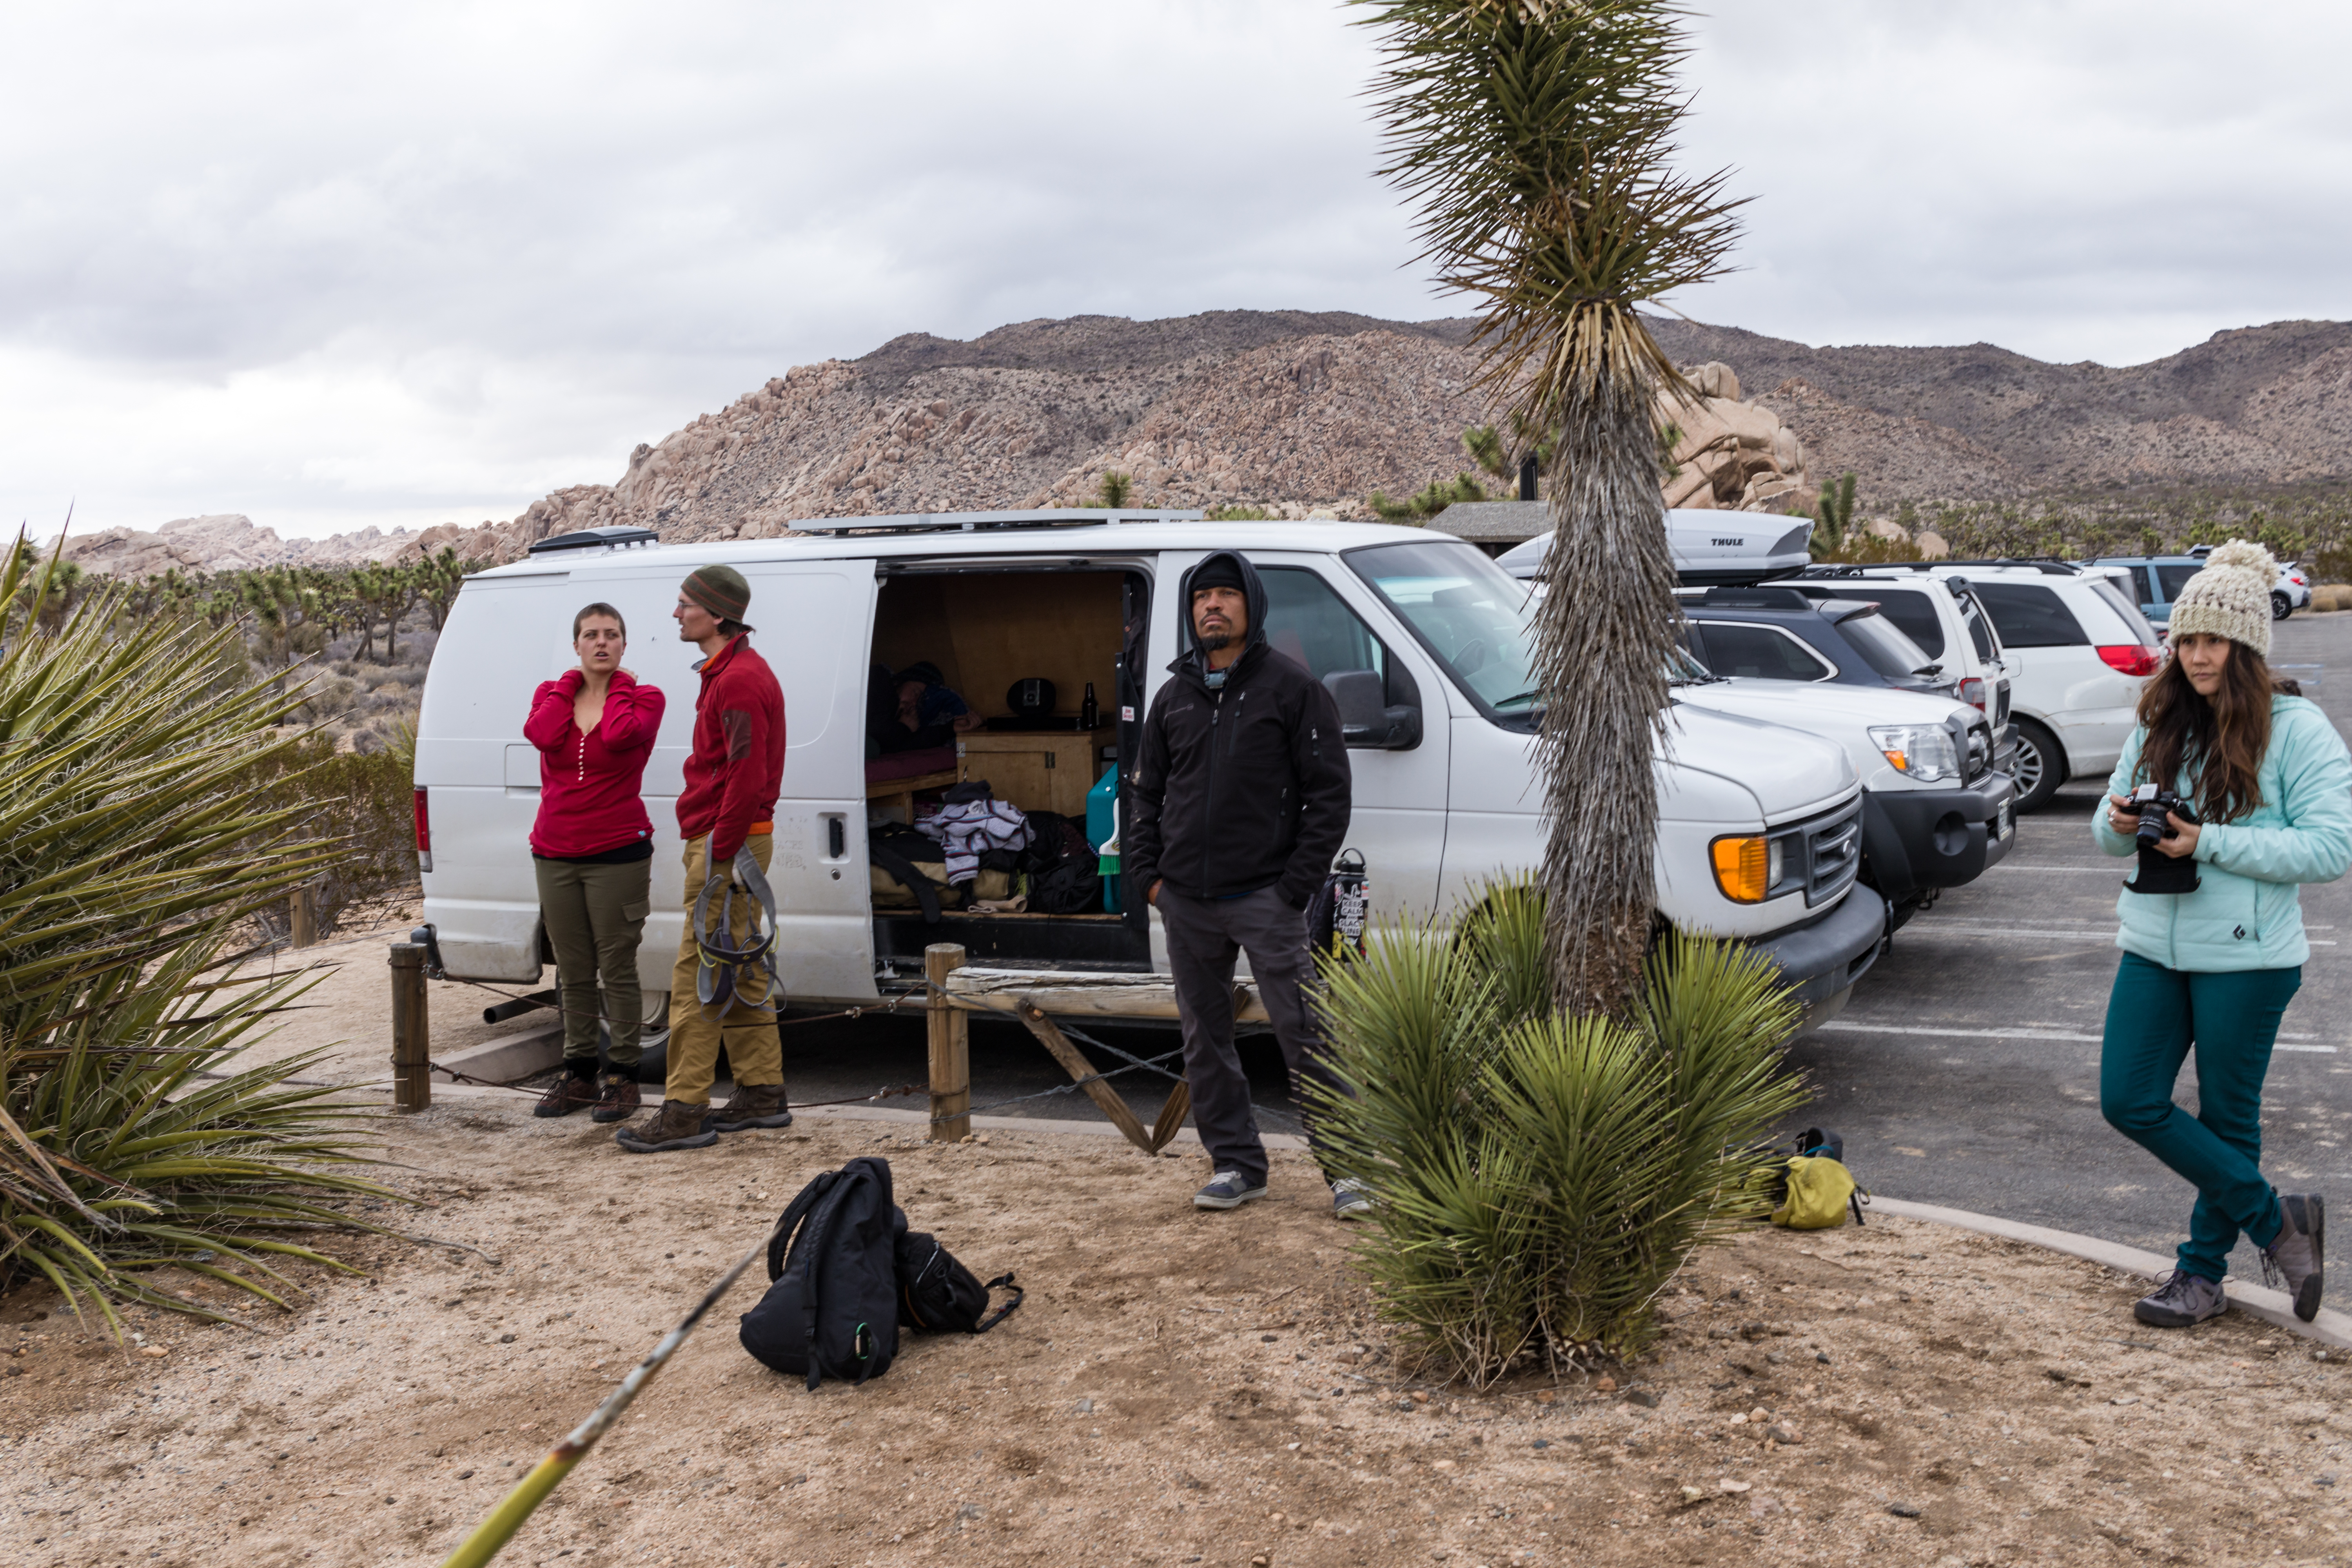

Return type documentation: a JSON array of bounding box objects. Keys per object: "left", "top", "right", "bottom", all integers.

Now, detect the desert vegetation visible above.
[{"left": 0, "top": 546, "right": 397, "bottom": 1333}]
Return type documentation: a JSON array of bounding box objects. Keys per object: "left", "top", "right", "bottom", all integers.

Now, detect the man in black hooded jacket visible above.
[{"left": 1127, "top": 550, "right": 1361, "bottom": 1217}]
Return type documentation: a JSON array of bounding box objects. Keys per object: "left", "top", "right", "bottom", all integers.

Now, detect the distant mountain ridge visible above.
[{"left": 69, "top": 309, "right": 2352, "bottom": 574}]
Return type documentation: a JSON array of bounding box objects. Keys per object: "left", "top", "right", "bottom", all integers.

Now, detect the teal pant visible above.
[{"left": 2100, "top": 952, "right": 2298, "bottom": 1282}]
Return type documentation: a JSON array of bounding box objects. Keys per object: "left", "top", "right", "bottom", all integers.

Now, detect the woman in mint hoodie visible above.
[{"left": 2096, "top": 540, "right": 2351, "bottom": 1328}]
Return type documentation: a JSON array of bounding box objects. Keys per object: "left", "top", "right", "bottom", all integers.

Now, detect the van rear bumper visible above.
[{"left": 1743, "top": 887, "right": 1889, "bottom": 1014}]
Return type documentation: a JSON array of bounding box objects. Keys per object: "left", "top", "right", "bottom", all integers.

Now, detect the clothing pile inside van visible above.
[{"left": 867, "top": 783, "right": 1101, "bottom": 922}]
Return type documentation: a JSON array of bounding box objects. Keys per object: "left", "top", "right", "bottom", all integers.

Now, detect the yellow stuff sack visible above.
[{"left": 1770, "top": 1155, "right": 1861, "bottom": 1230}]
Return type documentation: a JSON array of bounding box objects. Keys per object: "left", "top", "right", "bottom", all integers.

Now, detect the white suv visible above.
[
  {"left": 1916, "top": 562, "right": 2161, "bottom": 811},
  {"left": 1791, "top": 567, "right": 2017, "bottom": 771}
]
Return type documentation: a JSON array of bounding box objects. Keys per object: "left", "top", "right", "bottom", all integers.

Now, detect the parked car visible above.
[
  {"left": 1667, "top": 646, "right": 2014, "bottom": 931},
  {"left": 2094, "top": 552, "right": 2309, "bottom": 624},
  {"left": 1912, "top": 561, "right": 2161, "bottom": 811},
  {"left": 1675, "top": 584, "right": 1955, "bottom": 699},
  {"left": 414, "top": 513, "right": 1885, "bottom": 1044},
  {"left": 1789, "top": 566, "right": 2017, "bottom": 766},
  {"left": 1494, "top": 510, "right": 1814, "bottom": 586}
]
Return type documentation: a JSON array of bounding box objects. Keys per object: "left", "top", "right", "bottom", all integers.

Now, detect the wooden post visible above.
[
  {"left": 1014, "top": 998, "right": 1159, "bottom": 1152},
  {"left": 289, "top": 880, "right": 317, "bottom": 949},
  {"left": 390, "top": 941, "right": 431, "bottom": 1112},
  {"left": 926, "top": 944, "right": 970, "bottom": 1142}
]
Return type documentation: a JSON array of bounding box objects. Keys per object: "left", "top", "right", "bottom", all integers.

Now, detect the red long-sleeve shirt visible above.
[
  {"left": 523, "top": 670, "right": 666, "bottom": 858},
  {"left": 675, "top": 635, "right": 786, "bottom": 863}
]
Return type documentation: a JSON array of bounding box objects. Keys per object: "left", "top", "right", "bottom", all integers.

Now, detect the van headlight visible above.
[
  {"left": 1710, "top": 833, "right": 1788, "bottom": 904},
  {"left": 1869, "top": 724, "right": 1960, "bottom": 783}
]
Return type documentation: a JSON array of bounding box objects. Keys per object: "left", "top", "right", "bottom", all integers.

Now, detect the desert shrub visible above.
[
  {"left": 236, "top": 719, "right": 419, "bottom": 937},
  {"left": 0, "top": 547, "right": 395, "bottom": 1329},
  {"left": 1367, "top": 472, "right": 1491, "bottom": 523},
  {"left": 1205, "top": 505, "right": 1277, "bottom": 521},
  {"left": 1313, "top": 880, "right": 1805, "bottom": 1385}
]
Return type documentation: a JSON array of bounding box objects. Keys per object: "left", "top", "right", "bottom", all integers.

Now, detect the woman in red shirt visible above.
[{"left": 525, "top": 602, "right": 667, "bottom": 1122}]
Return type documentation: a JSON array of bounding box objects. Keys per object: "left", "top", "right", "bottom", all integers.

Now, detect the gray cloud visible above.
[{"left": 3, "top": 0, "right": 2346, "bottom": 538}]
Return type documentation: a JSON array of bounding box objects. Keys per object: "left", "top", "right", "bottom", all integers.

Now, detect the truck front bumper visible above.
[
  {"left": 1859, "top": 769, "right": 2017, "bottom": 904},
  {"left": 1745, "top": 887, "right": 1889, "bottom": 1019}
]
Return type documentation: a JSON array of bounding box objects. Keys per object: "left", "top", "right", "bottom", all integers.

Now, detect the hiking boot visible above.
[
  {"left": 707, "top": 1081, "right": 793, "bottom": 1132},
  {"left": 1194, "top": 1171, "right": 1267, "bottom": 1210},
  {"left": 533, "top": 1068, "right": 600, "bottom": 1119},
  {"left": 2263, "top": 1193, "right": 2326, "bottom": 1322},
  {"left": 613, "top": 1098, "right": 717, "bottom": 1153},
  {"left": 2133, "top": 1268, "right": 2227, "bottom": 1329},
  {"left": 590, "top": 1071, "right": 641, "bottom": 1124},
  {"left": 1332, "top": 1178, "right": 1375, "bottom": 1223}
]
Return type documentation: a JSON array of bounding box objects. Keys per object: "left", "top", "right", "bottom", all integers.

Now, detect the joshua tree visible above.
[
  {"left": 1095, "top": 471, "right": 1134, "bottom": 509},
  {"left": 1359, "top": 0, "right": 1743, "bottom": 1012},
  {"left": 1813, "top": 471, "right": 1857, "bottom": 556}
]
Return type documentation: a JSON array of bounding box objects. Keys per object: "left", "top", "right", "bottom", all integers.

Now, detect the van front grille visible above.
[{"left": 1802, "top": 799, "right": 1863, "bottom": 907}]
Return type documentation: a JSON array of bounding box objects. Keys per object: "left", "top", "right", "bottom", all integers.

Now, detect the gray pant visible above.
[
  {"left": 533, "top": 856, "right": 652, "bottom": 1067},
  {"left": 1160, "top": 886, "right": 1338, "bottom": 1190}
]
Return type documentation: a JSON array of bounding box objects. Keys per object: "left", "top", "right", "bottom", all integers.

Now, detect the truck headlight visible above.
[
  {"left": 1869, "top": 724, "right": 1960, "bottom": 783},
  {"left": 1710, "top": 834, "right": 1787, "bottom": 904}
]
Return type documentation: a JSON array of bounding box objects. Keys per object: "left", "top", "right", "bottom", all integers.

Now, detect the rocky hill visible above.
[{"left": 69, "top": 309, "right": 2352, "bottom": 575}]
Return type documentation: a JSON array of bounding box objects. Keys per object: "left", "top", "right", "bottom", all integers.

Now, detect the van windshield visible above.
[{"left": 1346, "top": 539, "right": 1542, "bottom": 728}]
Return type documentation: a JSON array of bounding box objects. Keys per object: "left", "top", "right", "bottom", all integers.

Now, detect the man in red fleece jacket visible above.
[{"left": 618, "top": 563, "right": 793, "bottom": 1153}]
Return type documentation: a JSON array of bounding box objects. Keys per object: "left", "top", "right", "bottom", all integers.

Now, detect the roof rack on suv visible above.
[
  {"left": 527, "top": 526, "right": 661, "bottom": 556},
  {"left": 1918, "top": 558, "right": 2082, "bottom": 576},
  {"left": 1695, "top": 584, "right": 1816, "bottom": 611},
  {"left": 799, "top": 508, "right": 1205, "bottom": 537}
]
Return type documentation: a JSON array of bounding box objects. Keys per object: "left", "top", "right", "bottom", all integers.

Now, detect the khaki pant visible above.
[
  {"left": 665, "top": 833, "right": 781, "bottom": 1106},
  {"left": 533, "top": 854, "right": 652, "bottom": 1067}
]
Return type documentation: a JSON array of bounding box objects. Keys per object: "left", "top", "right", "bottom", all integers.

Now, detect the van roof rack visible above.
[
  {"left": 527, "top": 526, "right": 661, "bottom": 556},
  {"left": 799, "top": 508, "right": 1205, "bottom": 537}
]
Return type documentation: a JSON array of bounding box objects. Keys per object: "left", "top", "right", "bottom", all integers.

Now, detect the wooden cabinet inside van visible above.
[{"left": 956, "top": 730, "right": 1108, "bottom": 818}]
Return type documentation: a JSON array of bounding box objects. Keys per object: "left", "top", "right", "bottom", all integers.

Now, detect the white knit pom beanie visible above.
[{"left": 2167, "top": 539, "right": 2278, "bottom": 659}]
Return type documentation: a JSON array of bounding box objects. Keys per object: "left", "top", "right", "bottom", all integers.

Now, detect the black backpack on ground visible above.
[
  {"left": 896, "top": 1229, "right": 1023, "bottom": 1334},
  {"left": 739, "top": 1157, "right": 903, "bottom": 1389}
]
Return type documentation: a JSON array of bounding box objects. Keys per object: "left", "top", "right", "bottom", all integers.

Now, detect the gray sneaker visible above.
[
  {"left": 2263, "top": 1193, "right": 2325, "bottom": 1322},
  {"left": 2133, "top": 1268, "right": 2227, "bottom": 1328},
  {"left": 1332, "top": 1179, "right": 1375, "bottom": 1222},
  {"left": 1194, "top": 1171, "right": 1267, "bottom": 1210}
]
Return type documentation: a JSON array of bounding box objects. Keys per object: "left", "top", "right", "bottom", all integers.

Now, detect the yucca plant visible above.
[
  {"left": 0, "top": 538, "right": 397, "bottom": 1331},
  {"left": 1313, "top": 882, "right": 1804, "bottom": 1385},
  {"left": 1357, "top": 0, "right": 1744, "bottom": 1012}
]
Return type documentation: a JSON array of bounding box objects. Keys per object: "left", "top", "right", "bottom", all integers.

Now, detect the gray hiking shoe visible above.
[
  {"left": 1332, "top": 1179, "right": 1375, "bottom": 1222},
  {"left": 2133, "top": 1268, "right": 2227, "bottom": 1329},
  {"left": 1194, "top": 1171, "right": 1267, "bottom": 1210},
  {"left": 2263, "top": 1193, "right": 2325, "bottom": 1322}
]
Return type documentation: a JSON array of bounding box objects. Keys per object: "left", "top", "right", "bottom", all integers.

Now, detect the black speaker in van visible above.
[{"left": 1005, "top": 677, "right": 1058, "bottom": 719}]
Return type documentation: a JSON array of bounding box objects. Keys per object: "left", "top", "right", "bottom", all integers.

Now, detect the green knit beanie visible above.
[{"left": 681, "top": 564, "right": 752, "bottom": 625}]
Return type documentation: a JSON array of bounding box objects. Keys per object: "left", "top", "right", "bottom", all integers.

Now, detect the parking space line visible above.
[
  {"left": 1918, "top": 920, "right": 2336, "bottom": 947},
  {"left": 1819, "top": 1020, "right": 2339, "bottom": 1053}
]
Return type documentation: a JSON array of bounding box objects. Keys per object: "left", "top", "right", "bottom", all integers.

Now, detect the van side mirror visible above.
[{"left": 1324, "top": 669, "right": 1420, "bottom": 750}]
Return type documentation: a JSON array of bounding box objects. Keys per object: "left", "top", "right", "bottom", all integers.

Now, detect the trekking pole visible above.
[{"left": 436, "top": 1226, "right": 775, "bottom": 1568}]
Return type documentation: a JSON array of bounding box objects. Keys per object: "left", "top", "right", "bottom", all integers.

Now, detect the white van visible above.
[{"left": 413, "top": 513, "right": 1884, "bottom": 1037}]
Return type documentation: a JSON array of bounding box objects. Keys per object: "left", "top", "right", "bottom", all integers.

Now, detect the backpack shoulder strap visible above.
[
  {"left": 972, "top": 1272, "right": 1025, "bottom": 1334},
  {"left": 767, "top": 1171, "right": 838, "bottom": 1281}
]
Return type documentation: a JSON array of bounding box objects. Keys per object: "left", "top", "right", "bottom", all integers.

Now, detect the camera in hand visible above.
[{"left": 2123, "top": 783, "right": 2201, "bottom": 895}]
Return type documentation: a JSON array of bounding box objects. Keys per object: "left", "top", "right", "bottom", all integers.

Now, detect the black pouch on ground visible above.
[
  {"left": 739, "top": 1157, "right": 904, "bottom": 1390},
  {"left": 895, "top": 1229, "right": 1024, "bottom": 1334}
]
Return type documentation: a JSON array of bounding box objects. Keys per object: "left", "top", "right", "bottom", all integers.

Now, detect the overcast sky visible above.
[{"left": 6, "top": 1, "right": 2348, "bottom": 540}]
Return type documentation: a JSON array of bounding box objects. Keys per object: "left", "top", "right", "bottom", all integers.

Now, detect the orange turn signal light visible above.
[{"left": 1710, "top": 835, "right": 1771, "bottom": 904}]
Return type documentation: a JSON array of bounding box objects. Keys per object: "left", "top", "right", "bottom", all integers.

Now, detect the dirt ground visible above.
[{"left": 6, "top": 1073, "right": 2352, "bottom": 1568}]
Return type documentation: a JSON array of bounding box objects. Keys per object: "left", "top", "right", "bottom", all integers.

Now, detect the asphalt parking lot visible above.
[{"left": 777, "top": 610, "right": 2352, "bottom": 1311}]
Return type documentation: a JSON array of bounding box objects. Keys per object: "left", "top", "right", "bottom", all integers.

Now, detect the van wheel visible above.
[
  {"left": 601, "top": 993, "right": 671, "bottom": 1084},
  {"left": 2010, "top": 719, "right": 2065, "bottom": 812},
  {"left": 2274, "top": 591, "right": 2292, "bottom": 621}
]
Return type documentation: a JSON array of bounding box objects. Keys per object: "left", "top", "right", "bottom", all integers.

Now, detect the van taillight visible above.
[
  {"left": 2098, "top": 645, "right": 2162, "bottom": 677},
  {"left": 414, "top": 787, "right": 433, "bottom": 873},
  {"left": 1957, "top": 676, "right": 1986, "bottom": 712}
]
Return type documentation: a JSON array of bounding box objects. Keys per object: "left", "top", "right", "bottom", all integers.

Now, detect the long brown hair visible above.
[{"left": 2134, "top": 637, "right": 2275, "bottom": 823}]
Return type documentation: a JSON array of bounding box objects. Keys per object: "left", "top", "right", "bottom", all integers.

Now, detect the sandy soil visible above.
[{"left": 5, "top": 1083, "right": 2351, "bottom": 1568}]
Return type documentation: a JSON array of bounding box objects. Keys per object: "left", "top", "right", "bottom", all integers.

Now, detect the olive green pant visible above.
[
  {"left": 532, "top": 855, "right": 652, "bottom": 1068},
  {"left": 665, "top": 833, "right": 782, "bottom": 1107}
]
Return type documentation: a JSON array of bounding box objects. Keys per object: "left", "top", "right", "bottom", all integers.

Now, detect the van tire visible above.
[
  {"left": 601, "top": 993, "right": 671, "bottom": 1084},
  {"left": 2010, "top": 719, "right": 2066, "bottom": 813}
]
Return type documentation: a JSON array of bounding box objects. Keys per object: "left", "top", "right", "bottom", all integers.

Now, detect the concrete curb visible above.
[{"left": 1870, "top": 1196, "right": 2352, "bottom": 1350}]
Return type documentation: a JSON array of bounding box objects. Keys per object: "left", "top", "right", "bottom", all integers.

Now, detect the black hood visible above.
[{"left": 1175, "top": 550, "right": 1269, "bottom": 675}]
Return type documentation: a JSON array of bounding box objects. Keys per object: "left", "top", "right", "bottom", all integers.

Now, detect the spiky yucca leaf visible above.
[{"left": 1356, "top": 0, "right": 1744, "bottom": 1010}]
